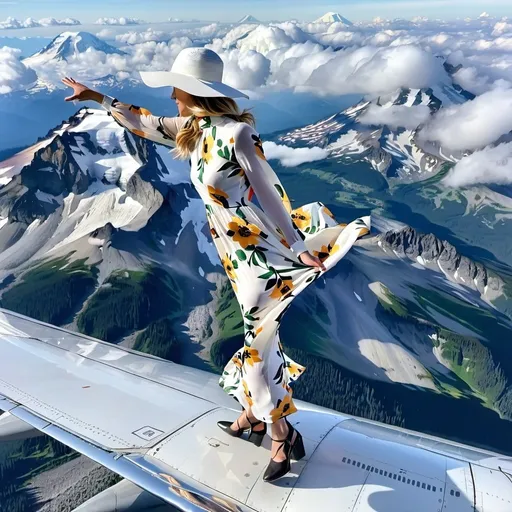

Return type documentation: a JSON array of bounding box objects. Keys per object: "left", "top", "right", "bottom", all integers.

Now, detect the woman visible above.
[{"left": 62, "top": 47, "right": 370, "bottom": 482}]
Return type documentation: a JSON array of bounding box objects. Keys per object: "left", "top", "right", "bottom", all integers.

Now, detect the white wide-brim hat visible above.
[{"left": 139, "top": 47, "right": 249, "bottom": 99}]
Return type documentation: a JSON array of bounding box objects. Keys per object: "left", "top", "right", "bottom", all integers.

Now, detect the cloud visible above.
[
  {"left": 0, "top": 16, "right": 80, "bottom": 29},
  {"left": 492, "top": 21, "right": 512, "bottom": 36},
  {"left": 0, "top": 46, "right": 37, "bottom": 94},
  {"left": 305, "top": 44, "right": 449, "bottom": 96},
  {"left": 207, "top": 46, "right": 270, "bottom": 90},
  {"left": 263, "top": 141, "right": 329, "bottom": 167},
  {"left": 359, "top": 104, "right": 432, "bottom": 129},
  {"left": 420, "top": 87, "right": 512, "bottom": 151},
  {"left": 443, "top": 142, "right": 512, "bottom": 187},
  {"left": 95, "top": 17, "right": 143, "bottom": 26},
  {"left": 235, "top": 24, "right": 310, "bottom": 55},
  {"left": 116, "top": 28, "right": 170, "bottom": 45}
]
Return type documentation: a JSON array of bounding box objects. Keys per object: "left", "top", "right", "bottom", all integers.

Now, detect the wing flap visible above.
[{"left": 0, "top": 334, "right": 215, "bottom": 450}]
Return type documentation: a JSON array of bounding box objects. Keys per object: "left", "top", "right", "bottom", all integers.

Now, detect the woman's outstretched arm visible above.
[
  {"left": 61, "top": 77, "right": 189, "bottom": 148},
  {"left": 233, "top": 122, "right": 309, "bottom": 257}
]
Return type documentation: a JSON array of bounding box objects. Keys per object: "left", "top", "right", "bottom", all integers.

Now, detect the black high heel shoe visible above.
[
  {"left": 217, "top": 411, "right": 267, "bottom": 447},
  {"left": 263, "top": 419, "right": 306, "bottom": 482}
]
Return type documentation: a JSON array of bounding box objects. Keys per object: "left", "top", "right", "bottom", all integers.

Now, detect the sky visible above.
[{"left": 0, "top": 0, "right": 511, "bottom": 24}]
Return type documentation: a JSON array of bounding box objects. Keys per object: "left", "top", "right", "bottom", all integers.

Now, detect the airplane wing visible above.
[{"left": 0, "top": 307, "right": 511, "bottom": 512}]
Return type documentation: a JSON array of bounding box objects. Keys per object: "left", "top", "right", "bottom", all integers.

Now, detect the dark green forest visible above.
[
  {"left": 77, "top": 266, "right": 181, "bottom": 342},
  {"left": 133, "top": 317, "right": 183, "bottom": 362},
  {"left": 0, "top": 257, "right": 97, "bottom": 325}
]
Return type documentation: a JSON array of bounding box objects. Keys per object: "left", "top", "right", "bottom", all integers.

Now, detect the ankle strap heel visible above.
[
  {"left": 290, "top": 430, "right": 305, "bottom": 460},
  {"left": 247, "top": 418, "right": 267, "bottom": 447}
]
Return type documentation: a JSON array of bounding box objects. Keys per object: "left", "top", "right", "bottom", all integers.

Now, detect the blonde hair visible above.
[{"left": 173, "top": 95, "right": 255, "bottom": 159}]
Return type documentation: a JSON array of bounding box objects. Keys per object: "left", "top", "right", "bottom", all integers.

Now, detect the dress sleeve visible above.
[
  {"left": 100, "top": 94, "right": 190, "bottom": 148},
  {"left": 233, "top": 122, "right": 308, "bottom": 256}
]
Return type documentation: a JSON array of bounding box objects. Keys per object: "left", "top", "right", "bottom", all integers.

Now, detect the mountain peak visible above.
[
  {"left": 238, "top": 14, "right": 259, "bottom": 24},
  {"left": 314, "top": 12, "right": 353, "bottom": 25},
  {"left": 22, "top": 31, "right": 126, "bottom": 67}
]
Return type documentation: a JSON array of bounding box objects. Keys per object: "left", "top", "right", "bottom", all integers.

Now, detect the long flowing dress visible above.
[{"left": 101, "top": 96, "right": 371, "bottom": 423}]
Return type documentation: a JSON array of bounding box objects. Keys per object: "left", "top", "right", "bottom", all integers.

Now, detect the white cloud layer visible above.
[
  {"left": 443, "top": 142, "right": 512, "bottom": 187},
  {"left": 0, "top": 46, "right": 37, "bottom": 93},
  {"left": 420, "top": 87, "right": 512, "bottom": 151},
  {"left": 95, "top": 17, "right": 143, "bottom": 26},
  {"left": 0, "top": 17, "right": 80, "bottom": 29},
  {"left": 359, "top": 104, "right": 432, "bottom": 130},
  {"left": 263, "top": 141, "right": 329, "bottom": 167}
]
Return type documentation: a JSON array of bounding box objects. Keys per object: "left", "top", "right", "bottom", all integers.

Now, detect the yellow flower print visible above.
[
  {"left": 227, "top": 216, "right": 262, "bottom": 249},
  {"left": 243, "top": 380, "right": 254, "bottom": 407},
  {"left": 137, "top": 107, "right": 153, "bottom": 116},
  {"left": 207, "top": 185, "right": 229, "bottom": 207},
  {"left": 358, "top": 227, "right": 370, "bottom": 237},
  {"left": 314, "top": 243, "right": 339, "bottom": 263},
  {"left": 287, "top": 361, "right": 305, "bottom": 379},
  {"left": 270, "top": 394, "right": 297, "bottom": 422},
  {"left": 210, "top": 226, "right": 219, "bottom": 238},
  {"left": 221, "top": 254, "right": 237, "bottom": 281},
  {"left": 291, "top": 207, "right": 311, "bottom": 230},
  {"left": 269, "top": 277, "right": 294, "bottom": 300},
  {"left": 229, "top": 136, "right": 235, "bottom": 144},
  {"left": 232, "top": 354, "right": 242, "bottom": 370},
  {"left": 202, "top": 134, "right": 215, "bottom": 164},
  {"left": 243, "top": 347, "right": 263, "bottom": 366}
]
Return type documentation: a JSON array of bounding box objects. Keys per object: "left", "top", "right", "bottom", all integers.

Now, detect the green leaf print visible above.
[
  {"left": 197, "top": 158, "right": 205, "bottom": 183},
  {"left": 235, "top": 249, "right": 246, "bottom": 261},
  {"left": 212, "top": 125, "right": 216, "bottom": 138},
  {"left": 218, "top": 146, "right": 230, "bottom": 160},
  {"left": 255, "top": 250, "right": 267, "bottom": 266},
  {"left": 248, "top": 306, "right": 259, "bottom": 314},
  {"left": 257, "top": 270, "right": 274, "bottom": 280},
  {"left": 235, "top": 207, "right": 246, "bottom": 221},
  {"left": 217, "top": 139, "right": 223, "bottom": 147},
  {"left": 232, "top": 260, "right": 239, "bottom": 269}
]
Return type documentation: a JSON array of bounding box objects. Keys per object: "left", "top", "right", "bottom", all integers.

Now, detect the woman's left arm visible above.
[
  {"left": 101, "top": 94, "right": 189, "bottom": 147},
  {"left": 233, "top": 122, "right": 308, "bottom": 257}
]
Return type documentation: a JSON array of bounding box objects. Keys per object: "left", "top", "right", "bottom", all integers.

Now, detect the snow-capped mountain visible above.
[
  {"left": 0, "top": 107, "right": 216, "bottom": 290},
  {"left": 278, "top": 75, "right": 474, "bottom": 182},
  {"left": 314, "top": 12, "right": 353, "bottom": 25},
  {"left": 22, "top": 31, "right": 126, "bottom": 67},
  {"left": 238, "top": 14, "right": 260, "bottom": 24}
]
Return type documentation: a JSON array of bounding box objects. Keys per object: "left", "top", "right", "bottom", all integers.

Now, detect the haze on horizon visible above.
[{"left": 0, "top": 0, "right": 511, "bottom": 25}]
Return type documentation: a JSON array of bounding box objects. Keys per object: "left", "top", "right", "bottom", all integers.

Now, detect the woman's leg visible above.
[
  {"left": 270, "top": 418, "right": 296, "bottom": 462},
  {"left": 228, "top": 407, "right": 265, "bottom": 432}
]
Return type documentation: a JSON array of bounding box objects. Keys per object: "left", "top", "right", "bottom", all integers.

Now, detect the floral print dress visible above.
[{"left": 101, "top": 95, "right": 371, "bottom": 423}]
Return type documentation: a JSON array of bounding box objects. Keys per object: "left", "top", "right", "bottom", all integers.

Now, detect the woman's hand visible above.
[
  {"left": 298, "top": 251, "right": 326, "bottom": 271},
  {"left": 61, "top": 76, "right": 93, "bottom": 102}
]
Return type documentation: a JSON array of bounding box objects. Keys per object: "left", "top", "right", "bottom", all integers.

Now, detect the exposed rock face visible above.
[
  {"left": 88, "top": 223, "right": 115, "bottom": 248},
  {"left": 380, "top": 227, "right": 503, "bottom": 296},
  {"left": 22, "top": 133, "right": 91, "bottom": 196},
  {"left": 126, "top": 171, "right": 164, "bottom": 217}
]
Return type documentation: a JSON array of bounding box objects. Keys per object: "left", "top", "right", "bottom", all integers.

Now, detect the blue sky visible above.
[{"left": 0, "top": 0, "right": 510, "bottom": 23}]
